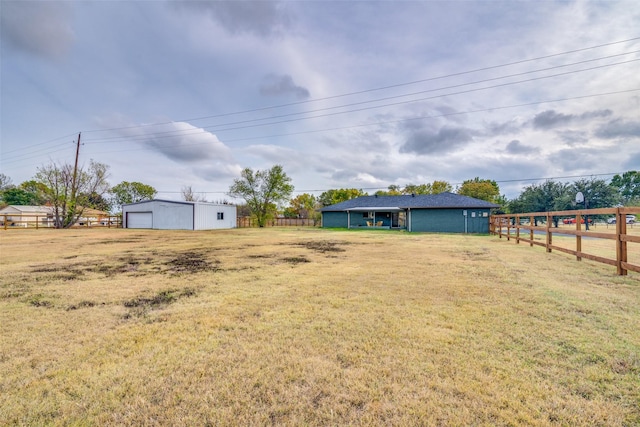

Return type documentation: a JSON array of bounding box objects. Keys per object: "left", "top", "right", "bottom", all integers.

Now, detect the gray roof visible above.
[
  {"left": 122, "top": 199, "right": 235, "bottom": 208},
  {"left": 320, "top": 192, "right": 499, "bottom": 211},
  {"left": 0, "top": 205, "right": 53, "bottom": 214}
]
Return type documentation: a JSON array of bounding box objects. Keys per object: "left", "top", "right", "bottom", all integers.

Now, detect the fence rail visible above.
[
  {"left": 1, "top": 214, "right": 122, "bottom": 229},
  {"left": 2, "top": 214, "right": 320, "bottom": 229},
  {"left": 236, "top": 217, "right": 320, "bottom": 228},
  {"left": 490, "top": 207, "right": 639, "bottom": 276}
]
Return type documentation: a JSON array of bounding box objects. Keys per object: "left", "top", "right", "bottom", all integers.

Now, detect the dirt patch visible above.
[
  {"left": 31, "top": 264, "right": 85, "bottom": 281},
  {"left": 95, "top": 238, "right": 143, "bottom": 245},
  {"left": 26, "top": 294, "right": 54, "bottom": 308},
  {"left": 165, "top": 251, "right": 219, "bottom": 273},
  {"left": 282, "top": 256, "right": 310, "bottom": 264},
  {"left": 66, "top": 300, "right": 98, "bottom": 311},
  {"left": 29, "top": 250, "right": 217, "bottom": 280},
  {"left": 459, "top": 248, "right": 491, "bottom": 260},
  {"left": 123, "top": 287, "right": 197, "bottom": 318},
  {"left": 294, "top": 240, "right": 347, "bottom": 253}
]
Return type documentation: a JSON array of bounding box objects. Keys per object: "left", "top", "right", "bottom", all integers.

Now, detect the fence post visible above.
[
  {"left": 3, "top": 215, "right": 7, "bottom": 230},
  {"left": 546, "top": 213, "right": 552, "bottom": 253},
  {"left": 616, "top": 208, "right": 628, "bottom": 276},
  {"left": 515, "top": 215, "right": 520, "bottom": 244},
  {"left": 529, "top": 215, "right": 534, "bottom": 247},
  {"left": 576, "top": 213, "right": 582, "bottom": 261}
]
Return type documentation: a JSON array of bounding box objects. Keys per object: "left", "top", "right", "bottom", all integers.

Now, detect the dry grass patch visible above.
[{"left": 0, "top": 227, "right": 639, "bottom": 426}]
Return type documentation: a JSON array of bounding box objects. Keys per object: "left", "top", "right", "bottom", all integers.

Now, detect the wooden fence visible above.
[
  {"left": 490, "top": 207, "right": 640, "bottom": 276},
  {"left": 237, "top": 217, "right": 320, "bottom": 228},
  {"left": 2, "top": 214, "right": 319, "bottom": 229},
  {"left": 1, "top": 214, "right": 122, "bottom": 229}
]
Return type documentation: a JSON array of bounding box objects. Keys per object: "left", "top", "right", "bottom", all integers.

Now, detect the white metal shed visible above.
[{"left": 122, "top": 200, "right": 237, "bottom": 230}]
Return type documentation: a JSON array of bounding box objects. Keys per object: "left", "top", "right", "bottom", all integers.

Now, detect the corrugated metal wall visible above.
[
  {"left": 123, "top": 200, "right": 237, "bottom": 230},
  {"left": 193, "top": 204, "right": 237, "bottom": 230}
]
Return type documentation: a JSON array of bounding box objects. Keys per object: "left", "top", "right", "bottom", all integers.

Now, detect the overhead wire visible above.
[
  {"left": 4, "top": 38, "right": 638, "bottom": 159},
  {"left": 80, "top": 36, "right": 640, "bottom": 132},
  {"left": 2, "top": 85, "right": 638, "bottom": 162},
  {"left": 74, "top": 88, "right": 640, "bottom": 156},
  {"left": 2, "top": 38, "right": 638, "bottom": 176},
  {"left": 79, "top": 52, "right": 640, "bottom": 144}
]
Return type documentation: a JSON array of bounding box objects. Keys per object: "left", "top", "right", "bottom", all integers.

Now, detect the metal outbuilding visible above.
[{"left": 122, "top": 199, "right": 237, "bottom": 230}]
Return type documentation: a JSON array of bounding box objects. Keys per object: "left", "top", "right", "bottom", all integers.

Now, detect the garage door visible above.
[{"left": 127, "top": 212, "right": 153, "bottom": 229}]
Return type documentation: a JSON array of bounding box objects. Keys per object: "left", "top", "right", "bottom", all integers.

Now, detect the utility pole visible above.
[
  {"left": 66, "top": 132, "right": 82, "bottom": 227},
  {"left": 71, "top": 132, "right": 81, "bottom": 193}
]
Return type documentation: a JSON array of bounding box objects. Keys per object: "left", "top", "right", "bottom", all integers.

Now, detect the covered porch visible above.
[{"left": 346, "top": 207, "right": 406, "bottom": 229}]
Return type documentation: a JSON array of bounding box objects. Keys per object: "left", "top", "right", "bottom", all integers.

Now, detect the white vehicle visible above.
[{"left": 607, "top": 215, "right": 636, "bottom": 224}]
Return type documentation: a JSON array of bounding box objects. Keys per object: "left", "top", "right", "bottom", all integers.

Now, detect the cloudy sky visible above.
[{"left": 1, "top": 1, "right": 639, "bottom": 202}]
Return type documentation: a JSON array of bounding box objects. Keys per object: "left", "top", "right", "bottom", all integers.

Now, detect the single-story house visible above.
[
  {"left": 122, "top": 199, "right": 237, "bottom": 230},
  {"left": 0, "top": 205, "right": 111, "bottom": 227},
  {"left": 320, "top": 192, "right": 499, "bottom": 233},
  {"left": 0, "top": 205, "right": 53, "bottom": 227}
]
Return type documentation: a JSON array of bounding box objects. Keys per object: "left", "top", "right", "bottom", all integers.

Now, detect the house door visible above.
[{"left": 391, "top": 212, "right": 407, "bottom": 228}]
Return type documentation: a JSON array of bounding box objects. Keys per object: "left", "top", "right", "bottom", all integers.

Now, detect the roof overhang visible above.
[{"left": 346, "top": 207, "right": 404, "bottom": 212}]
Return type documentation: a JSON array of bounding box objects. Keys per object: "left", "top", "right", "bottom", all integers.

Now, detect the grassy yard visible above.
[{"left": 1, "top": 228, "right": 638, "bottom": 426}]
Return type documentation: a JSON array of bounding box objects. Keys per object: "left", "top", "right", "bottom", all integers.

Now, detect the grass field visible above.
[{"left": 1, "top": 228, "right": 639, "bottom": 426}]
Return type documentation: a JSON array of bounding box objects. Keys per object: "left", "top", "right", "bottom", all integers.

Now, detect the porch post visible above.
[{"left": 347, "top": 210, "right": 350, "bottom": 229}]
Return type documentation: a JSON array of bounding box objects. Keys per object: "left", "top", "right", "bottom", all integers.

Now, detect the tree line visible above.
[
  {"left": 2, "top": 160, "right": 638, "bottom": 229},
  {"left": 228, "top": 167, "right": 639, "bottom": 227}
]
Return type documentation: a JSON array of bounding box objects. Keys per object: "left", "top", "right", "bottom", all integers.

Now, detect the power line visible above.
[
  {"left": 2, "top": 85, "right": 637, "bottom": 167},
  {"left": 81, "top": 36, "right": 640, "bottom": 134},
  {"left": 60, "top": 88, "right": 640, "bottom": 157},
  {"left": 0, "top": 132, "right": 78, "bottom": 155},
  {"left": 5, "top": 37, "right": 638, "bottom": 158},
  {"left": 80, "top": 53, "right": 640, "bottom": 145}
]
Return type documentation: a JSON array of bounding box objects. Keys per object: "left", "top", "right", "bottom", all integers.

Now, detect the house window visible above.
[
  {"left": 217, "top": 212, "right": 224, "bottom": 220},
  {"left": 362, "top": 212, "right": 374, "bottom": 219}
]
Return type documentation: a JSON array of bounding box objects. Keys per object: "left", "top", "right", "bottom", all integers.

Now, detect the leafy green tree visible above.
[
  {"left": 1, "top": 180, "right": 50, "bottom": 206},
  {"left": 318, "top": 188, "right": 368, "bottom": 206},
  {"left": 570, "top": 178, "right": 620, "bottom": 209},
  {"left": 2, "top": 188, "right": 36, "bottom": 205},
  {"left": 85, "top": 192, "right": 112, "bottom": 212},
  {"left": 375, "top": 185, "right": 402, "bottom": 196},
  {"left": 287, "top": 193, "right": 319, "bottom": 219},
  {"left": 282, "top": 206, "right": 298, "bottom": 218},
  {"left": 510, "top": 181, "right": 570, "bottom": 213},
  {"left": 376, "top": 181, "right": 452, "bottom": 196},
  {"left": 429, "top": 180, "right": 453, "bottom": 194},
  {"left": 508, "top": 180, "right": 570, "bottom": 226},
  {"left": 610, "top": 171, "right": 640, "bottom": 204},
  {"left": 19, "top": 180, "right": 50, "bottom": 205},
  {"left": 228, "top": 165, "right": 294, "bottom": 227},
  {"left": 457, "top": 177, "right": 503, "bottom": 204},
  {"left": 35, "top": 160, "right": 110, "bottom": 229},
  {"left": 110, "top": 181, "right": 157, "bottom": 207},
  {"left": 402, "top": 184, "right": 430, "bottom": 195}
]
